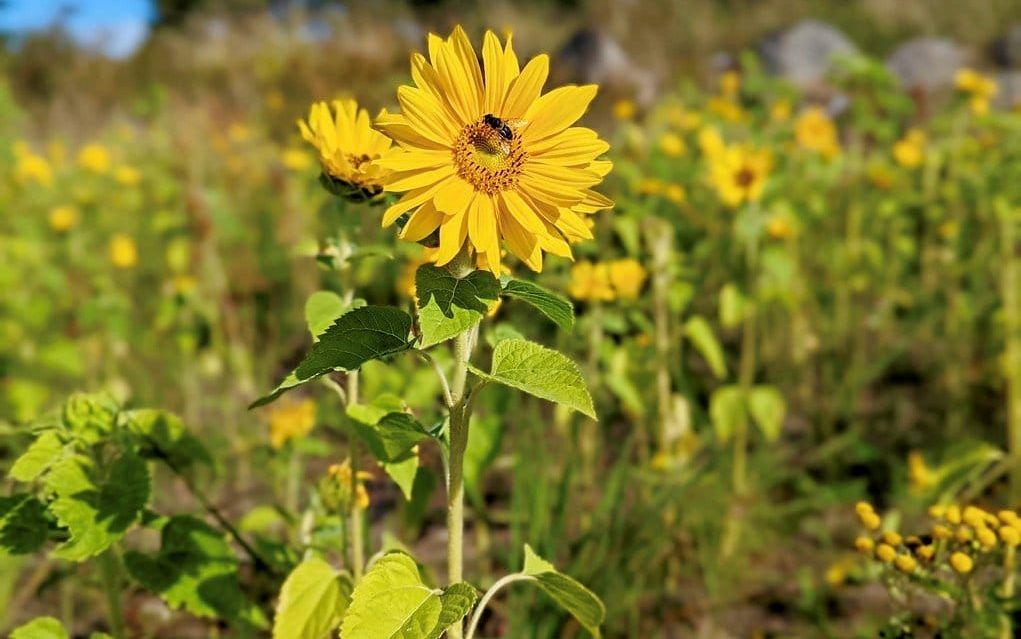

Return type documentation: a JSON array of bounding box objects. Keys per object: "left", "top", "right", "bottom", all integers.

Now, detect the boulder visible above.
[
  {"left": 554, "top": 29, "right": 657, "bottom": 105},
  {"left": 759, "top": 20, "right": 859, "bottom": 89},
  {"left": 886, "top": 38, "right": 968, "bottom": 95}
]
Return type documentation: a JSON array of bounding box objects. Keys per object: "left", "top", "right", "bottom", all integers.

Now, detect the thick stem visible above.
[
  {"left": 446, "top": 248, "right": 476, "bottom": 639},
  {"left": 348, "top": 371, "right": 365, "bottom": 582},
  {"left": 98, "top": 549, "right": 125, "bottom": 638}
]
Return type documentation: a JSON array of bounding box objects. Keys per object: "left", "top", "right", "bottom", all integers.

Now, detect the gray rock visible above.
[
  {"left": 886, "top": 38, "right": 967, "bottom": 94},
  {"left": 759, "top": 20, "right": 859, "bottom": 89},
  {"left": 995, "top": 70, "right": 1021, "bottom": 109},
  {"left": 554, "top": 29, "right": 657, "bottom": 105},
  {"left": 992, "top": 24, "right": 1021, "bottom": 68}
]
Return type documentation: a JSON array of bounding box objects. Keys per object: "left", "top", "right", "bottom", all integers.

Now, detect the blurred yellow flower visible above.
[
  {"left": 892, "top": 129, "right": 926, "bottom": 168},
  {"left": 398, "top": 254, "right": 429, "bottom": 298},
  {"left": 666, "top": 105, "right": 701, "bottom": 131},
  {"left": 608, "top": 258, "right": 647, "bottom": 299},
  {"left": 266, "top": 90, "right": 285, "bottom": 112},
  {"left": 281, "top": 148, "right": 312, "bottom": 172},
  {"left": 707, "top": 97, "right": 745, "bottom": 123},
  {"left": 326, "top": 460, "right": 371, "bottom": 510},
  {"left": 78, "top": 143, "right": 111, "bottom": 174},
  {"left": 708, "top": 144, "right": 772, "bottom": 207},
  {"left": 770, "top": 99, "right": 792, "bottom": 123},
  {"left": 47, "top": 139, "right": 66, "bottom": 166},
  {"left": 719, "top": 71, "right": 741, "bottom": 98},
  {"left": 299, "top": 98, "right": 393, "bottom": 196},
  {"left": 48, "top": 205, "right": 79, "bottom": 232},
  {"left": 955, "top": 68, "right": 997, "bottom": 115},
  {"left": 114, "top": 165, "right": 141, "bottom": 187},
  {"left": 825, "top": 554, "right": 857, "bottom": 586},
  {"left": 14, "top": 152, "right": 53, "bottom": 186},
  {"left": 171, "top": 275, "right": 198, "bottom": 296},
  {"left": 108, "top": 234, "right": 138, "bottom": 269},
  {"left": 766, "top": 214, "right": 793, "bottom": 239},
  {"left": 697, "top": 126, "right": 725, "bottom": 158},
  {"left": 267, "top": 398, "right": 316, "bottom": 449},
  {"left": 569, "top": 260, "right": 615, "bottom": 302},
  {"left": 658, "top": 132, "right": 686, "bottom": 157},
  {"left": 908, "top": 451, "right": 936, "bottom": 493},
  {"left": 950, "top": 551, "right": 973, "bottom": 574},
  {"left": 228, "top": 122, "right": 252, "bottom": 143},
  {"left": 664, "top": 183, "right": 686, "bottom": 204},
  {"left": 795, "top": 107, "right": 840, "bottom": 158},
  {"left": 613, "top": 99, "right": 637, "bottom": 121},
  {"left": 634, "top": 177, "right": 664, "bottom": 196}
]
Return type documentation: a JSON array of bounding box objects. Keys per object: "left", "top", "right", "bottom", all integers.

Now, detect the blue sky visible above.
[{"left": 0, "top": 0, "right": 154, "bottom": 57}]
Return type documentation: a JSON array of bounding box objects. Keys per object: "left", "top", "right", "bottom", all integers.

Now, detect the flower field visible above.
[{"left": 1, "top": 2, "right": 1021, "bottom": 637}]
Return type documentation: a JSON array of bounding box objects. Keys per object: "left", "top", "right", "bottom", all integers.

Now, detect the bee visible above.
[{"left": 481, "top": 114, "right": 528, "bottom": 155}]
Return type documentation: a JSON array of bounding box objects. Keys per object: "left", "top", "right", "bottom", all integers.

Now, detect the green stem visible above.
[
  {"left": 348, "top": 371, "right": 365, "bottom": 582},
  {"left": 1001, "top": 545, "right": 1016, "bottom": 639},
  {"left": 464, "top": 573, "right": 533, "bottom": 639},
  {"left": 734, "top": 225, "right": 759, "bottom": 498},
  {"left": 98, "top": 549, "right": 125, "bottom": 639},
  {"left": 646, "top": 218, "right": 674, "bottom": 453},
  {"left": 1000, "top": 199, "right": 1021, "bottom": 502},
  {"left": 446, "top": 248, "right": 477, "bottom": 639}
]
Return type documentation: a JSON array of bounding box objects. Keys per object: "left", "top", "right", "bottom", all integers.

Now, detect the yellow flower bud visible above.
[
  {"left": 875, "top": 543, "right": 897, "bottom": 563},
  {"left": 882, "top": 531, "right": 903, "bottom": 546},
  {"left": 999, "top": 510, "right": 1019, "bottom": 525},
  {"left": 932, "top": 524, "right": 953, "bottom": 540},
  {"left": 928, "top": 505, "right": 946, "bottom": 519},
  {"left": 854, "top": 536, "right": 875, "bottom": 555},
  {"left": 955, "top": 526, "right": 974, "bottom": 543},
  {"left": 859, "top": 511, "right": 881, "bottom": 531},
  {"left": 855, "top": 501, "right": 875, "bottom": 518},
  {"left": 916, "top": 545, "right": 935, "bottom": 560},
  {"left": 945, "top": 505, "right": 962, "bottom": 524},
  {"left": 950, "top": 551, "right": 974, "bottom": 574},
  {"left": 1000, "top": 526, "right": 1021, "bottom": 547},
  {"left": 963, "top": 506, "right": 987, "bottom": 528},
  {"left": 976, "top": 526, "right": 998, "bottom": 549},
  {"left": 894, "top": 554, "right": 917, "bottom": 573}
]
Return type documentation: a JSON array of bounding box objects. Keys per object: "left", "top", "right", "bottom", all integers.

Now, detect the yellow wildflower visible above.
[
  {"left": 894, "top": 554, "right": 917, "bottom": 574},
  {"left": 48, "top": 205, "right": 79, "bottom": 232},
  {"left": 658, "top": 132, "right": 686, "bottom": 157},
  {"left": 875, "top": 543, "right": 897, "bottom": 563},
  {"left": 770, "top": 99, "right": 792, "bottom": 123},
  {"left": 108, "top": 235, "right": 138, "bottom": 269},
  {"left": 719, "top": 71, "right": 741, "bottom": 98},
  {"left": 908, "top": 451, "right": 936, "bottom": 493},
  {"left": 881, "top": 531, "right": 903, "bottom": 546},
  {"left": 697, "top": 126, "right": 725, "bottom": 158},
  {"left": 612, "top": 99, "right": 637, "bottom": 121},
  {"left": 708, "top": 144, "right": 772, "bottom": 207},
  {"left": 324, "top": 459, "right": 372, "bottom": 511},
  {"left": 281, "top": 148, "right": 312, "bottom": 172},
  {"left": 664, "top": 183, "right": 686, "bottom": 205},
  {"left": 976, "top": 526, "right": 998, "bottom": 549},
  {"left": 267, "top": 398, "right": 316, "bottom": 449},
  {"left": 608, "top": 259, "right": 647, "bottom": 300},
  {"left": 766, "top": 214, "right": 793, "bottom": 240},
  {"left": 634, "top": 177, "right": 664, "bottom": 196},
  {"left": 945, "top": 504, "right": 962, "bottom": 524},
  {"left": 999, "top": 526, "right": 1020, "bottom": 547},
  {"left": 569, "top": 260, "right": 615, "bottom": 302},
  {"left": 666, "top": 105, "right": 701, "bottom": 131},
  {"left": 949, "top": 551, "right": 973, "bottom": 574},
  {"left": 825, "top": 554, "right": 857, "bottom": 586},
  {"left": 14, "top": 152, "right": 53, "bottom": 186},
  {"left": 854, "top": 536, "right": 875, "bottom": 555},
  {"left": 955, "top": 68, "right": 998, "bottom": 115},
  {"left": 77, "top": 143, "right": 111, "bottom": 173},
  {"left": 794, "top": 107, "right": 840, "bottom": 158},
  {"left": 114, "top": 165, "right": 141, "bottom": 187},
  {"left": 893, "top": 129, "right": 926, "bottom": 168},
  {"left": 707, "top": 96, "right": 745, "bottom": 122}
]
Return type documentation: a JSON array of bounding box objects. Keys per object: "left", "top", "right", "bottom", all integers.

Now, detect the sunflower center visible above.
[
  {"left": 735, "top": 166, "right": 756, "bottom": 188},
  {"left": 452, "top": 117, "right": 527, "bottom": 194},
  {"left": 347, "top": 153, "right": 372, "bottom": 169}
]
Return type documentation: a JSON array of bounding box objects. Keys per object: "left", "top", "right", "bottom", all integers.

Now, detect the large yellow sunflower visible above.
[
  {"left": 298, "top": 99, "right": 394, "bottom": 197},
  {"left": 375, "top": 26, "right": 613, "bottom": 275}
]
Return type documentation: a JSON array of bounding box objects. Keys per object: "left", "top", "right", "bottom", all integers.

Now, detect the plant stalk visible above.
[
  {"left": 98, "top": 549, "right": 125, "bottom": 639},
  {"left": 348, "top": 370, "right": 365, "bottom": 582}
]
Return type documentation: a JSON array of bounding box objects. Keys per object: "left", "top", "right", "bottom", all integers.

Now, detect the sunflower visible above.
[
  {"left": 794, "top": 107, "right": 840, "bottom": 158},
  {"left": 708, "top": 143, "right": 772, "bottom": 208},
  {"left": 298, "top": 99, "right": 394, "bottom": 198},
  {"left": 375, "top": 26, "right": 613, "bottom": 276}
]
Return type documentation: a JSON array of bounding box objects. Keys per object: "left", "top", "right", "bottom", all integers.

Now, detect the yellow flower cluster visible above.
[
  {"left": 892, "top": 129, "right": 926, "bottom": 169},
  {"left": 794, "top": 107, "right": 840, "bottom": 159},
  {"left": 854, "top": 501, "right": 1021, "bottom": 579},
  {"left": 319, "top": 459, "right": 372, "bottom": 512},
  {"left": 266, "top": 398, "right": 317, "bottom": 449},
  {"left": 955, "top": 68, "right": 998, "bottom": 115},
  {"left": 569, "top": 258, "right": 648, "bottom": 302}
]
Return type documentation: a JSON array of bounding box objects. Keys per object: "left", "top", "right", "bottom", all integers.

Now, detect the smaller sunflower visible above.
[
  {"left": 298, "top": 99, "right": 395, "bottom": 199},
  {"left": 794, "top": 107, "right": 840, "bottom": 158},
  {"left": 708, "top": 143, "right": 772, "bottom": 207}
]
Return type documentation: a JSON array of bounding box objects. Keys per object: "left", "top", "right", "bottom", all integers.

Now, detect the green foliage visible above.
[
  {"left": 305, "top": 290, "right": 350, "bottom": 339},
  {"left": 124, "top": 408, "right": 212, "bottom": 470},
  {"left": 340, "top": 552, "right": 475, "bottom": 639},
  {"left": 473, "top": 339, "right": 595, "bottom": 419},
  {"left": 747, "top": 386, "right": 786, "bottom": 442},
  {"left": 0, "top": 494, "right": 50, "bottom": 554},
  {"left": 9, "top": 617, "right": 68, "bottom": 639},
  {"left": 45, "top": 451, "right": 150, "bottom": 560},
  {"left": 124, "top": 515, "right": 268, "bottom": 630},
  {"left": 682, "top": 315, "right": 727, "bottom": 379},
  {"left": 9, "top": 431, "right": 64, "bottom": 482},
  {"left": 416, "top": 264, "right": 500, "bottom": 348},
  {"left": 520, "top": 545, "right": 606, "bottom": 638},
  {"left": 500, "top": 278, "right": 574, "bottom": 330},
  {"left": 273, "top": 557, "right": 353, "bottom": 639}
]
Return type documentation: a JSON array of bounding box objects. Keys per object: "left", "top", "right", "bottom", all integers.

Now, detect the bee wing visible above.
[{"left": 504, "top": 118, "right": 530, "bottom": 131}]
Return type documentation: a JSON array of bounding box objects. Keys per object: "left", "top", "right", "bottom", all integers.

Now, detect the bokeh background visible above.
[{"left": 2, "top": 0, "right": 1021, "bottom": 637}]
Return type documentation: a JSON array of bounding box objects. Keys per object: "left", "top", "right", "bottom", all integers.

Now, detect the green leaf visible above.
[
  {"left": 10, "top": 431, "right": 65, "bottom": 482},
  {"left": 305, "top": 291, "right": 348, "bottom": 340},
  {"left": 46, "top": 452, "right": 150, "bottom": 561},
  {"left": 477, "top": 339, "right": 595, "bottom": 419},
  {"left": 252, "top": 306, "right": 414, "bottom": 408},
  {"left": 719, "top": 283, "right": 746, "bottom": 329},
  {"left": 296, "top": 306, "right": 414, "bottom": 380},
  {"left": 0, "top": 494, "right": 50, "bottom": 554},
  {"left": 347, "top": 409, "right": 429, "bottom": 463},
  {"left": 10, "top": 617, "right": 68, "bottom": 639},
  {"left": 748, "top": 385, "right": 786, "bottom": 442},
  {"left": 124, "top": 409, "right": 212, "bottom": 470},
  {"left": 340, "top": 552, "right": 441, "bottom": 639},
  {"left": 521, "top": 545, "right": 604, "bottom": 637},
  {"left": 501, "top": 278, "right": 574, "bottom": 330},
  {"left": 682, "top": 316, "right": 727, "bottom": 379},
  {"left": 61, "top": 392, "right": 118, "bottom": 444},
  {"left": 709, "top": 385, "right": 745, "bottom": 443},
  {"left": 273, "top": 557, "right": 353, "bottom": 639},
  {"left": 427, "top": 582, "right": 477, "bottom": 639},
  {"left": 416, "top": 265, "right": 500, "bottom": 348},
  {"left": 381, "top": 453, "right": 419, "bottom": 501},
  {"left": 124, "top": 515, "right": 268, "bottom": 629}
]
